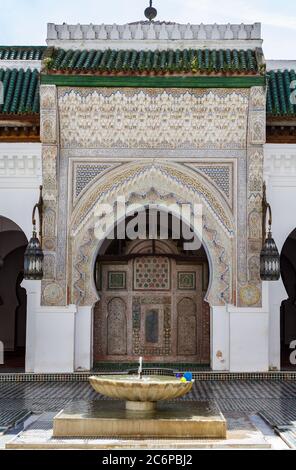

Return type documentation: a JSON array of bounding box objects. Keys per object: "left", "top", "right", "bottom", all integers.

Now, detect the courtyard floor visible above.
[{"left": 0, "top": 379, "right": 296, "bottom": 449}]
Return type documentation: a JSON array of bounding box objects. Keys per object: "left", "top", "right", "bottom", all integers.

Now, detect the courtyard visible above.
[
  {"left": 1, "top": 0, "right": 296, "bottom": 455},
  {"left": 0, "top": 377, "right": 296, "bottom": 449}
]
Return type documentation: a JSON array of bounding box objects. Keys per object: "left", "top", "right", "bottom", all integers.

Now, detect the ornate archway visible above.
[{"left": 69, "top": 162, "right": 235, "bottom": 308}]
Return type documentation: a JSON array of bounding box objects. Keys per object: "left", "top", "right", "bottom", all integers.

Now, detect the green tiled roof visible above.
[
  {"left": 0, "top": 46, "right": 45, "bottom": 61},
  {"left": 267, "top": 70, "right": 296, "bottom": 118},
  {"left": 45, "top": 48, "right": 259, "bottom": 75},
  {"left": 0, "top": 68, "right": 40, "bottom": 115}
]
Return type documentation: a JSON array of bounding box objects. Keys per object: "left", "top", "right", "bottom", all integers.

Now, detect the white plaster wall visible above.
[
  {"left": 23, "top": 280, "right": 77, "bottom": 373},
  {"left": 212, "top": 283, "right": 270, "bottom": 372},
  {"left": 211, "top": 306, "right": 230, "bottom": 371},
  {"left": 0, "top": 143, "right": 42, "bottom": 239},
  {"left": 264, "top": 144, "right": 296, "bottom": 370},
  {"left": 23, "top": 282, "right": 92, "bottom": 373},
  {"left": 229, "top": 311, "right": 269, "bottom": 372},
  {"left": 74, "top": 306, "right": 93, "bottom": 371},
  {"left": 22, "top": 280, "right": 38, "bottom": 372},
  {"left": 34, "top": 307, "right": 76, "bottom": 373}
]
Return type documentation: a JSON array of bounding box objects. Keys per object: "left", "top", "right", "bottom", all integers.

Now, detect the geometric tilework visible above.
[
  {"left": 134, "top": 257, "right": 170, "bottom": 290},
  {"left": 74, "top": 163, "right": 115, "bottom": 198},
  {"left": 197, "top": 166, "right": 231, "bottom": 198},
  {"left": 0, "top": 410, "right": 31, "bottom": 431},
  {"left": 178, "top": 272, "right": 196, "bottom": 290},
  {"left": 2, "top": 371, "right": 296, "bottom": 382},
  {"left": 275, "top": 426, "right": 296, "bottom": 448},
  {"left": 1, "top": 380, "right": 296, "bottom": 429},
  {"left": 108, "top": 272, "right": 126, "bottom": 290}
]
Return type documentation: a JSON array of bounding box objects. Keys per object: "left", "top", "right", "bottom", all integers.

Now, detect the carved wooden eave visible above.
[
  {"left": 266, "top": 117, "right": 296, "bottom": 144},
  {"left": 0, "top": 114, "right": 40, "bottom": 142}
]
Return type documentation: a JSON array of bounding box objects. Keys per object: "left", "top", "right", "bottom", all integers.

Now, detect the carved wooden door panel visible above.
[
  {"left": 93, "top": 257, "right": 210, "bottom": 364},
  {"left": 177, "top": 298, "right": 197, "bottom": 356},
  {"left": 132, "top": 295, "right": 172, "bottom": 358},
  {"left": 93, "top": 264, "right": 131, "bottom": 361},
  {"left": 107, "top": 298, "right": 127, "bottom": 355},
  {"left": 172, "top": 265, "right": 204, "bottom": 362},
  {"left": 174, "top": 264, "right": 210, "bottom": 364}
]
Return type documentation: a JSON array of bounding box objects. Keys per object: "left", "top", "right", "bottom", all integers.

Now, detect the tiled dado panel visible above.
[{"left": 1, "top": 372, "right": 296, "bottom": 383}]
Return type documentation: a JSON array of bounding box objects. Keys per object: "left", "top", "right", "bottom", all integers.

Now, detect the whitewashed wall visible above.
[
  {"left": 23, "top": 281, "right": 77, "bottom": 373},
  {"left": 0, "top": 143, "right": 42, "bottom": 239},
  {"left": 211, "top": 283, "right": 269, "bottom": 372}
]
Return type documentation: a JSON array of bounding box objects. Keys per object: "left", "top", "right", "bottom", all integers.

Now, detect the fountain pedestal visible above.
[
  {"left": 53, "top": 401, "right": 227, "bottom": 439},
  {"left": 126, "top": 401, "right": 156, "bottom": 412},
  {"left": 53, "top": 376, "right": 227, "bottom": 439}
]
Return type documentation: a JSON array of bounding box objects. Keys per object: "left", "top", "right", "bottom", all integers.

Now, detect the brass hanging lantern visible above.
[
  {"left": 260, "top": 182, "right": 280, "bottom": 281},
  {"left": 24, "top": 186, "right": 44, "bottom": 280}
]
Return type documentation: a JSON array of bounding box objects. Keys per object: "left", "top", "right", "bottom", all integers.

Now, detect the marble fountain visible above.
[{"left": 53, "top": 358, "right": 226, "bottom": 439}]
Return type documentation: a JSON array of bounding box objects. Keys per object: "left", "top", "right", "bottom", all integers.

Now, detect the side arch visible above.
[
  {"left": 280, "top": 228, "right": 296, "bottom": 369},
  {"left": 0, "top": 215, "right": 28, "bottom": 367}
]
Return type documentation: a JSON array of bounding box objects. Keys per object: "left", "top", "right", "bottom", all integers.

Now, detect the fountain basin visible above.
[{"left": 89, "top": 375, "right": 193, "bottom": 411}]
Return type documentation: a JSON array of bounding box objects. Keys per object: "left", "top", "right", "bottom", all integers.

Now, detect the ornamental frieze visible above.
[{"left": 57, "top": 88, "right": 249, "bottom": 150}]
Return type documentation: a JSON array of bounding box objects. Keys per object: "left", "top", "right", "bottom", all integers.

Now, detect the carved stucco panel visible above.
[
  {"left": 240, "top": 148, "right": 264, "bottom": 307},
  {"left": 58, "top": 88, "right": 249, "bottom": 150},
  {"left": 70, "top": 162, "right": 234, "bottom": 237},
  {"left": 250, "top": 86, "right": 266, "bottom": 109},
  {"left": 40, "top": 85, "right": 58, "bottom": 145},
  {"left": 249, "top": 111, "right": 266, "bottom": 145}
]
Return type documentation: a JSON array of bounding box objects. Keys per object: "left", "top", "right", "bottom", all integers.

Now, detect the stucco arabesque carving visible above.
[
  {"left": 40, "top": 85, "right": 67, "bottom": 304},
  {"left": 58, "top": 88, "right": 249, "bottom": 150},
  {"left": 242, "top": 85, "right": 266, "bottom": 306}
]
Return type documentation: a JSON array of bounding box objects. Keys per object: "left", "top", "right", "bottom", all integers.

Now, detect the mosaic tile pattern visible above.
[
  {"left": 197, "top": 166, "right": 231, "bottom": 198},
  {"left": 0, "top": 380, "right": 296, "bottom": 430},
  {"left": 1, "top": 371, "right": 296, "bottom": 382},
  {"left": 74, "top": 163, "right": 114, "bottom": 198},
  {"left": 134, "top": 257, "right": 170, "bottom": 290},
  {"left": 108, "top": 271, "right": 126, "bottom": 289},
  {"left": 276, "top": 426, "right": 296, "bottom": 449},
  {"left": 178, "top": 272, "right": 196, "bottom": 290},
  {"left": 0, "top": 410, "right": 31, "bottom": 432}
]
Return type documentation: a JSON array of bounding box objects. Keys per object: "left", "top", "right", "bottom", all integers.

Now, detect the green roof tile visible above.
[
  {"left": 0, "top": 46, "right": 46, "bottom": 61},
  {"left": 0, "top": 47, "right": 294, "bottom": 121},
  {"left": 0, "top": 68, "right": 40, "bottom": 115},
  {"left": 45, "top": 48, "right": 259, "bottom": 75},
  {"left": 267, "top": 70, "right": 296, "bottom": 118}
]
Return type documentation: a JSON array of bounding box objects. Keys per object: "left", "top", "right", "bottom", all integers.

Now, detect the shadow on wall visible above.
[{"left": 280, "top": 228, "right": 296, "bottom": 369}]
